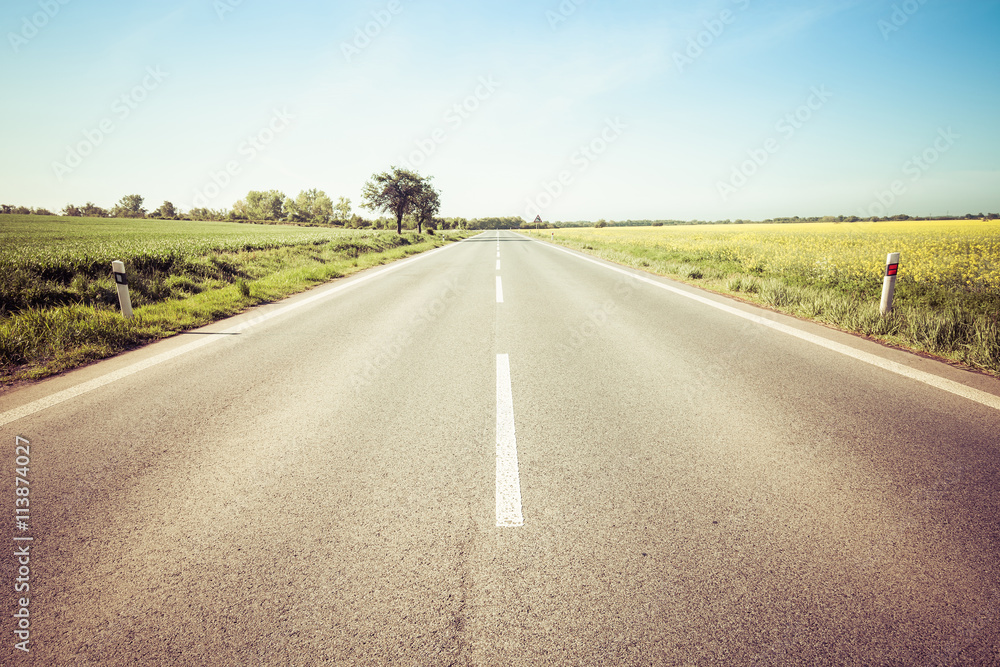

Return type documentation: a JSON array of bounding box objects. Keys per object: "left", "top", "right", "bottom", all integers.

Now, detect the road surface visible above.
[{"left": 2, "top": 230, "right": 999, "bottom": 665}]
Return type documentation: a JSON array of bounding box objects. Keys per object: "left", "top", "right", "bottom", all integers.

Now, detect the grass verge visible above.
[
  {"left": 524, "top": 230, "right": 1000, "bottom": 377},
  {"left": 1, "top": 231, "right": 468, "bottom": 385}
]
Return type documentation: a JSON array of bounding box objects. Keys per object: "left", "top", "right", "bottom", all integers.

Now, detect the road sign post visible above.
[
  {"left": 880, "top": 252, "right": 900, "bottom": 315},
  {"left": 111, "top": 260, "right": 133, "bottom": 319}
]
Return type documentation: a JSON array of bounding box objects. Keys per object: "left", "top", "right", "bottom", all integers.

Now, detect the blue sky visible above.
[{"left": 2, "top": 0, "right": 998, "bottom": 221}]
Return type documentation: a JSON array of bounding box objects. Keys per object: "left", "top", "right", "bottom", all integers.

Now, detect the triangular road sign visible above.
[{"left": 533, "top": 215, "right": 542, "bottom": 223}]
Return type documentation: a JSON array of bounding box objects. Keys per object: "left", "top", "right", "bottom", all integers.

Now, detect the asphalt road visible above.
[{"left": 2, "top": 230, "right": 999, "bottom": 665}]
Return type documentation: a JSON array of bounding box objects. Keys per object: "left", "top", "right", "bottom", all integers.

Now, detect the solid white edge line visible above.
[
  {"left": 0, "top": 238, "right": 469, "bottom": 427},
  {"left": 530, "top": 234, "right": 1000, "bottom": 413},
  {"left": 496, "top": 276, "right": 504, "bottom": 303},
  {"left": 496, "top": 353, "right": 524, "bottom": 527}
]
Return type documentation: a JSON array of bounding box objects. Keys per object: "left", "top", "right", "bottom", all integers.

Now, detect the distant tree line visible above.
[
  {"left": 0, "top": 168, "right": 451, "bottom": 234},
  {"left": 2, "top": 197, "right": 996, "bottom": 229},
  {"left": 549, "top": 213, "right": 1000, "bottom": 228},
  {"left": 3, "top": 191, "right": 363, "bottom": 227}
]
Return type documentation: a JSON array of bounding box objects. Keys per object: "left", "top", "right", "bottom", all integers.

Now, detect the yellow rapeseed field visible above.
[{"left": 548, "top": 220, "right": 1000, "bottom": 291}]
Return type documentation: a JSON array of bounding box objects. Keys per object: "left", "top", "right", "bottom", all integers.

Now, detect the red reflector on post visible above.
[{"left": 886, "top": 263, "right": 898, "bottom": 277}]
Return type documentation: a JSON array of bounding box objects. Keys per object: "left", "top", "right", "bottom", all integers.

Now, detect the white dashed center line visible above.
[
  {"left": 496, "top": 276, "right": 504, "bottom": 303},
  {"left": 495, "top": 353, "right": 523, "bottom": 527}
]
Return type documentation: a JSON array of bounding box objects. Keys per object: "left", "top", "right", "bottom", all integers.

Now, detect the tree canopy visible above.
[
  {"left": 111, "top": 194, "right": 146, "bottom": 219},
  {"left": 412, "top": 177, "right": 440, "bottom": 234},
  {"left": 361, "top": 167, "right": 436, "bottom": 234},
  {"left": 286, "top": 189, "right": 333, "bottom": 224},
  {"left": 237, "top": 190, "right": 286, "bottom": 221}
]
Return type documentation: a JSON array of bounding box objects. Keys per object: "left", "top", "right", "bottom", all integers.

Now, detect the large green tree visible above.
[
  {"left": 111, "top": 194, "right": 146, "bottom": 219},
  {"left": 360, "top": 167, "right": 427, "bottom": 235},
  {"left": 286, "top": 189, "right": 333, "bottom": 223},
  {"left": 243, "top": 190, "right": 286, "bottom": 221},
  {"left": 412, "top": 177, "right": 440, "bottom": 234},
  {"left": 155, "top": 201, "right": 177, "bottom": 219},
  {"left": 334, "top": 196, "right": 352, "bottom": 225}
]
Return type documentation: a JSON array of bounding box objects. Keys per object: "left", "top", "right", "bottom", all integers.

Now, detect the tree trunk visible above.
[{"left": 396, "top": 212, "right": 403, "bottom": 235}]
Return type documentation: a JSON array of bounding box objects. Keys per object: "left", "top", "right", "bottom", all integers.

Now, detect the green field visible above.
[
  {"left": 1, "top": 215, "right": 463, "bottom": 384},
  {"left": 524, "top": 221, "right": 1000, "bottom": 376}
]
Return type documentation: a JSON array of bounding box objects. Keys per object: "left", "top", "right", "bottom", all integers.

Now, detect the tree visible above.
[
  {"left": 156, "top": 201, "right": 177, "bottom": 219},
  {"left": 189, "top": 207, "right": 227, "bottom": 221},
  {"left": 229, "top": 200, "right": 249, "bottom": 220},
  {"left": 412, "top": 177, "right": 440, "bottom": 234},
  {"left": 111, "top": 194, "right": 146, "bottom": 219},
  {"left": 62, "top": 204, "right": 82, "bottom": 217},
  {"left": 80, "top": 202, "right": 108, "bottom": 217},
  {"left": 244, "top": 190, "right": 285, "bottom": 221},
  {"left": 286, "top": 189, "right": 333, "bottom": 224},
  {"left": 334, "top": 197, "right": 352, "bottom": 225},
  {"left": 361, "top": 167, "right": 427, "bottom": 234}
]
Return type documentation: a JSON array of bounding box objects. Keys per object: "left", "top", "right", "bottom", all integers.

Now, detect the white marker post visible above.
[
  {"left": 880, "top": 252, "right": 900, "bottom": 315},
  {"left": 111, "top": 260, "right": 133, "bottom": 319}
]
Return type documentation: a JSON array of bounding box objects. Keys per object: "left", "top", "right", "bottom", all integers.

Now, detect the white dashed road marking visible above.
[{"left": 496, "top": 353, "right": 523, "bottom": 527}]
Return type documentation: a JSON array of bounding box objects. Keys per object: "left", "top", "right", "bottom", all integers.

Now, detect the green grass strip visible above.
[
  {"left": 524, "top": 230, "right": 1000, "bottom": 377},
  {"left": 1, "top": 232, "right": 468, "bottom": 384}
]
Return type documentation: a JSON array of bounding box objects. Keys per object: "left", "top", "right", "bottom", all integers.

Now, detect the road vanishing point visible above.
[{"left": 2, "top": 231, "right": 999, "bottom": 665}]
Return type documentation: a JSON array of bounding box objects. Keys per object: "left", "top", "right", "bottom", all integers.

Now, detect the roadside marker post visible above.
[
  {"left": 111, "top": 260, "right": 133, "bottom": 319},
  {"left": 880, "top": 252, "right": 900, "bottom": 315}
]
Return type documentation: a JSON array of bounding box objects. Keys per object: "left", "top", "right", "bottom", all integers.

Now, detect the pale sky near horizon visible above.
[{"left": 2, "top": 0, "right": 998, "bottom": 222}]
